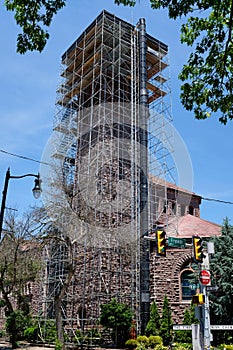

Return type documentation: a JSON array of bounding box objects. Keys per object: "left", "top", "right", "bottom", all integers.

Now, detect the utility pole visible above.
[
  {"left": 200, "top": 281, "right": 211, "bottom": 349},
  {"left": 200, "top": 242, "right": 214, "bottom": 349},
  {"left": 192, "top": 236, "right": 214, "bottom": 350}
]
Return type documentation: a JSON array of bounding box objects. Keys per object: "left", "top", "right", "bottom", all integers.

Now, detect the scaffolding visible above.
[{"left": 41, "top": 10, "right": 174, "bottom": 341}]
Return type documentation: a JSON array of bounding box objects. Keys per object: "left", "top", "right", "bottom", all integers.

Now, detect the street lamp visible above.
[{"left": 0, "top": 167, "right": 42, "bottom": 239}]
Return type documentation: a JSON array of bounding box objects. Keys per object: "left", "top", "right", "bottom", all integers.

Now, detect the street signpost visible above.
[
  {"left": 168, "top": 237, "right": 186, "bottom": 248},
  {"left": 199, "top": 269, "right": 211, "bottom": 285},
  {"left": 206, "top": 285, "right": 219, "bottom": 292},
  {"left": 211, "top": 325, "right": 233, "bottom": 330},
  {"left": 173, "top": 325, "right": 192, "bottom": 330},
  {"left": 173, "top": 325, "right": 233, "bottom": 330}
]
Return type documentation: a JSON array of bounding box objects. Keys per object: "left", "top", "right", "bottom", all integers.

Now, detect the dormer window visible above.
[
  {"left": 189, "top": 206, "right": 194, "bottom": 215},
  {"left": 180, "top": 204, "right": 186, "bottom": 216}
]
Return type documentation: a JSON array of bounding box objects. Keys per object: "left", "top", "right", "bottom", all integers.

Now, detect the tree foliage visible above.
[
  {"left": 4, "top": 0, "right": 233, "bottom": 122},
  {"left": 175, "top": 306, "right": 197, "bottom": 344},
  {"left": 5, "top": 310, "right": 32, "bottom": 348},
  {"left": 145, "top": 300, "right": 161, "bottom": 336},
  {"left": 0, "top": 210, "right": 42, "bottom": 348},
  {"left": 4, "top": 0, "right": 65, "bottom": 53},
  {"left": 117, "top": 0, "right": 233, "bottom": 124},
  {"left": 100, "top": 298, "right": 133, "bottom": 346},
  {"left": 210, "top": 219, "right": 233, "bottom": 338},
  {"left": 159, "top": 295, "right": 173, "bottom": 346}
]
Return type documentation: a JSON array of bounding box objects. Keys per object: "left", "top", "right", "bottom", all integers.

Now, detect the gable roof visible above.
[{"left": 166, "top": 214, "right": 221, "bottom": 238}]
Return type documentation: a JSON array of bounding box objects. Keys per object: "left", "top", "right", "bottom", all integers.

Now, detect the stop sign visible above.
[{"left": 199, "top": 270, "right": 211, "bottom": 285}]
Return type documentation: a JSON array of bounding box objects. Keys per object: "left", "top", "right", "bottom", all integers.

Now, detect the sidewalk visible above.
[{"left": 0, "top": 341, "right": 54, "bottom": 350}]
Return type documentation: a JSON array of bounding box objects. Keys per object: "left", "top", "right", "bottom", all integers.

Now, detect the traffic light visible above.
[
  {"left": 156, "top": 229, "right": 166, "bottom": 256},
  {"left": 192, "top": 294, "right": 205, "bottom": 306},
  {"left": 192, "top": 235, "right": 204, "bottom": 263}
]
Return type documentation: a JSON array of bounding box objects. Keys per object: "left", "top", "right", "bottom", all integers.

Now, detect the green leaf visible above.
[{"left": 4, "top": 0, "right": 66, "bottom": 53}]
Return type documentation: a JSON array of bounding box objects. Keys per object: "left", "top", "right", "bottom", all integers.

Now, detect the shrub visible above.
[
  {"left": 0, "top": 329, "right": 6, "bottom": 338},
  {"left": 137, "top": 335, "right": 149, "bottom": 346},
  {"left": 160, "top": 296, "right": 173, "bottom": 346},
  {"left": 148, "top": 335, "right": 162, "bottom": 347},
  {"left": 6, "top": 310, "right": 31, "bottom": 340},
  {"left": 136, "top": 343, "right": 147, "bottom": 350},
  {"left": 125, "top": 339, "right": 138, "bottom": 349},
  {"left": 74, "top": 330, "right": 84, "bottom": 344},
  {"left": 173, "top": 344, "right": 192, "bottom": 350},
  {"left": 155, "top": 345, "right": 168, "bottom": 350},
  {"left": 146, "top": 301, "right": 161, "bottom": 337},
  {"left": 100, "top": 299, "right": 133, "bottom": 347},
  {"left": 55, "top": 338, "right": 63, "bottom": 350},
  {"left": 87, "top": 328, "right": 101, "bottom": 345},
  {"left": 5, "top": 310, "right": 34, "bottom": 348},
  {"left": 0, "top": 300, "right": 6, "bottom": 308},
  {"left": 24, "top": 324, "right": 38, "bottom": 341},
  {"left": 38, "top": 319, "right": 56, "bottom": 343}
]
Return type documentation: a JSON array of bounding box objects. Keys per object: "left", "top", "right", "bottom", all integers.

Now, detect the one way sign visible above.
[{"left": 206, "top": 285, "right": 219, "bottom": 292}]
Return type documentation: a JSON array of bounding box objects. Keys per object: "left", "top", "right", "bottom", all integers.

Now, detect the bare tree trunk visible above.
[
  {"left": 54, "top": 294, "right": 64, "bottom": 344},
  {"left": 54, "top": 262, "right": 75, "bottom": 347},
  {"left": 0, "top": 274, "right": 18, "bottom": 348}
]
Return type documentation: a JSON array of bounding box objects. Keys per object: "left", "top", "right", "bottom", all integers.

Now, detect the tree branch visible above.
[{"left": 221, "top": 0, "right": 233, "bottom": 84}]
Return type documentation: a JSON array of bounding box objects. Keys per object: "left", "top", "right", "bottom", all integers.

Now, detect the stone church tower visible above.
[{"left": 36, "top": 10, "right": 221, "bottom": 342}]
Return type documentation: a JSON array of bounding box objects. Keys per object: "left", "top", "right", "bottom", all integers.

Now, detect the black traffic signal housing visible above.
[
  {"left": 192, "top": 235, "right": 204, "bottom": 263},
  {"left": 191, "top": 294, "right": 205, "bottom": 306},
  {"left": 156, "top": 229, "right": 166, "bottom": 256}
]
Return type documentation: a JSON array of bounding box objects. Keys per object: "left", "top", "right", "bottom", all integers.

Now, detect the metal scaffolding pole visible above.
[{"left": 138, "top": 18, "right": 150, "bottom": 334}]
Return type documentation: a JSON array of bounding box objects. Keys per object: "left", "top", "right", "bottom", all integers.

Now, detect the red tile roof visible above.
[
  {"left": 166, "top": 214, "right": 221, "bottom": 238},
  {"left": 149, "top": 174, "right": 201, "bottom": 199}
]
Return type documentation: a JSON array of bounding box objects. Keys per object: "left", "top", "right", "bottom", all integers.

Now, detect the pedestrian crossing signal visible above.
[
  {"left": 157, "top": 230, "right": 166, "bottom": 256},
  {"left": 192, "top": 294, "right": 205, "bottom": 305}
]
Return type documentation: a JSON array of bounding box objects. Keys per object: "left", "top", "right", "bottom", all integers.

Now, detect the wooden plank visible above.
[
  {"left": 147, "top": 82, "right": 167, "bottom": 104},
  {"left": 147, "top": 61, "right": 168, "bottom": 79}
]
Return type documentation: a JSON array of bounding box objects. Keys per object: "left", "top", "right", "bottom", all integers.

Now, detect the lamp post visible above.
[{"left": 0, "top": 167, "right": 42, "bottom": 240}]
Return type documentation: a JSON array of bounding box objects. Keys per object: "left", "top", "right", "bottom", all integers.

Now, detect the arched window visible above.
[{"left": 181, "top": 269, "right": 197, "bottom": 301}]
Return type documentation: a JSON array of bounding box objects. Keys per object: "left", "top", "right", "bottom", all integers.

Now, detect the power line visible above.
[
  {"left": 201, "top": 197, "right": 233, "bottom": 205},
  {"left": 1, "top": 149, "right": 233, "bottom": 205},
  {"left": 0, "top": 149, "right": 50, "bottom": 166}
]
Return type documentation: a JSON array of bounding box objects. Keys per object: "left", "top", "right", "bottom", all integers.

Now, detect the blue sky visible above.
[{"left": 0, "top": 0, "right": 233, "bottom": 225}]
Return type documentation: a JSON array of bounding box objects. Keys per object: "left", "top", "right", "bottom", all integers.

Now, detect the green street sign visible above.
[{"left": 168, "top": 237, "right": 186, "bottom": 248}]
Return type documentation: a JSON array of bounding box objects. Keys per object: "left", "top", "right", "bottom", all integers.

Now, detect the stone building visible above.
[
  {"left": 39, "top": 181, "right": 221, "bottom": 341},
  {"left": 149, "top": 181, "right": 221, "bottom": 323},
  {"left": 0, "top": 182, "right": 221, "bottom": 334},
  {"left": 37, "top": 9, "right": 221, "bottom": 339},
  {"left": 0, "top": 11, "right": 221, "bottom": 339}
]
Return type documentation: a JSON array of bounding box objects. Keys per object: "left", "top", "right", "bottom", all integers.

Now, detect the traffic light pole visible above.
[
  {"left": 201, "top": 251, "right": 212, "bottom": 350},
  {"left": 203, "top": 285, "right": 211, "bottom": 350}
]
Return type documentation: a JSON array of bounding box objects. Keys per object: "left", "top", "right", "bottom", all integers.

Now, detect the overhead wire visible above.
[
  {"left": 201, "top": 197, "right": 233, "bottom": 205},
  {"left": 0, "top": 149, "right": 50, "bottom": 166},
  {"left": 1, "top": 148, "right": 233, "bottom": 205}
]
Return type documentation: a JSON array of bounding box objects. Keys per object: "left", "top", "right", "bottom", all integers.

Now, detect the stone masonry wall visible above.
[{"left": 150, "top": 246, "right": 193, "bottom": 324}]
